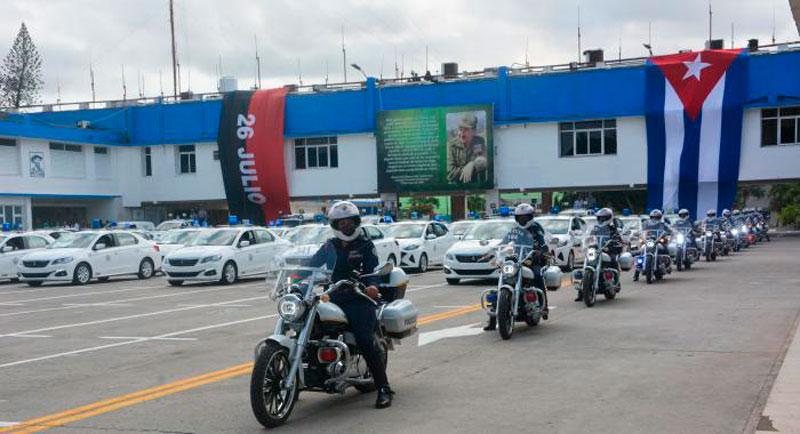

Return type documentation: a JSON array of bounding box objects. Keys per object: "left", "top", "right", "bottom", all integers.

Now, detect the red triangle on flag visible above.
[{"left": 650, "top": 49, "right": 742, "bottom": 120}]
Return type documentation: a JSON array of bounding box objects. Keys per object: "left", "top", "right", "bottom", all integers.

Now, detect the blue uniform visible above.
[{"left": 308, "top": 234, "right": 387, "bottom": 387}]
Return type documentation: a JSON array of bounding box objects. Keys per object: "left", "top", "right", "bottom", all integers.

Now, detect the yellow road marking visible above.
[{"left": 2, "top": 303, "right": 484, "bottom": 432}]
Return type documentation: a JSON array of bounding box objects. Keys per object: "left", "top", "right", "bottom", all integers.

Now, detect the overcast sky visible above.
[{"left": 1, "top": 0, "right": 797, "bottom": 105}]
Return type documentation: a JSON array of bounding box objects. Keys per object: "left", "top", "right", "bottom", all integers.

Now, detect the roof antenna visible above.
[
  {"left": 394, "top": 48, "right": 399, "bottom": 78},
  {"left": 708, "top": 0, "right": 713, "bottom": 48},
  {"left": 137, "top": 70, "right": 143, "bottom": 98},
  {"left": 525, "top": 37, "right": 530, "bottom": 66},
  {"left": 577, "top": 4, "right": 582, "bottom": 63},
  {"left": 297, "top": 59, "right": 303, "bottom": 86},
  {"left": 772, "top": 1, "right": 776, "bottom": 44},
  {"left": 731, "top": 22, "right": 735, "bottom": 48},
  {"left": 159, "top": 70, "right": 164, "bottom": 97},
  {"left": 325, "top": 59, "right": 329, "bottom": 85},
  {"left": 121, "top": 64, "right": 127, "bottom": 101},
  {"left": 341, "top": 24, "right": 347, "bottom": 82},
  {"left": 90, "top": 63, "right": 96, "bottom": 102},
  {"left": 254, "top": 34, "right": 262, "bottom": 89},
  {"left": 56, "top": 74, "right": 62, "bottom": 104}
]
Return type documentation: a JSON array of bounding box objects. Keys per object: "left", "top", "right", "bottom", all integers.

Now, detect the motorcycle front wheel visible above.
[
  {"left": 497, "top": 289, "right": 514, "bottom": 340},
  {"left": 250, "top": 341, "right": 298, "bottom": 428},
  {"left": 582, "top": 271, "right": 596, "bottom": 307},
  {"left": 676, "top": 250, "right": 683, "bottom": 271},
  {"left": 645, "top": 258, "right": 654, "bottom": 284}
]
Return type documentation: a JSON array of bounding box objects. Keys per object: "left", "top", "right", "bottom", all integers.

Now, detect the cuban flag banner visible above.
[{"left": 645, "top": 49, "right": 749, "bottom": 218}]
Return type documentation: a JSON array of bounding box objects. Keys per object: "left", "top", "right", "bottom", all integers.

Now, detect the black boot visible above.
[
  {"left": 633, "top": 270, "right": 640, "bottom": 282},
  {"left": 574, "top": 291, "right": 583, "bottom": 302},
  {"left": 376, "top": 386, "right": 394, "bottom": 409},
  {"left": 483, "top": 316, "right": 496, "bottom": 331}
]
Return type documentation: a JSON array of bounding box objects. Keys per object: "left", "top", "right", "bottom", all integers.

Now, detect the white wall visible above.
[
  {"left": 739, "top": 108, "right": 800, "bottom": 182},
  {"left": 495, "top": 117, "right": 647, "bottom": 190},
  {"left": 284, "top": 133, "right": 378, "bottom": 198}
]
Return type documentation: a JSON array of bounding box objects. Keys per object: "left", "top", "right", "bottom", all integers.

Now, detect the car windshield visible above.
[
  {"left": 285, "top": 226, "right": 333, "bottom": 244},
  {"left": 463, "top": 222, "right": 514, "bottom": 240},
  {"left": 449, "top": 221, "right": 474, "bottom": 235},
  {"left": 191, "top": 229, "right": 239, "bottom": 246},
  {"left": 583, "top": 217, "right": 598, "bottom": 230},
  {"left": 48, "top": 232, "right": 96, "bottom": 249},
  {"left": 156, "top": 221, "right": 185, "bottom": 231},
  {"left": 386, "top": 224, "right": 424, "bottom": 239},
  {"left": 536, "top": 219, "right": 570, "bottom": 234},
  {"left": 160, "top": 230, "right": 201, "bottom": 244}
]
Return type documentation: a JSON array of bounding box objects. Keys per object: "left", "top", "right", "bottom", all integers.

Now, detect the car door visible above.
[
  {"left": 234, "top": 230, "right": 257, "bottom": 275},
  {"left": 253, "top": 229, "right": 277, "bottom": 274},
  {"left": 114, "top": 233, "right": 142, "bottom": 274},
  {"left": 364, "top": 226, "right": 388, "bottom": 263},
  {"left": 90, "top": 233, "right": 117, "bottom": 276},
  {"left": 0, "top": 236, "right": 27, "bottom": 279},
  {"left": 423, "top": 223, "right": 438, "bottom": 261},
  {"left": 433, "top": 223, "right": 453, "bottom": 263}
]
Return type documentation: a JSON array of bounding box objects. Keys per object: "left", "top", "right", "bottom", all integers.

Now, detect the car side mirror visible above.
[
  {"left": 426, "top": 234, "right": 437, "bottom": 240},
  {"left": 0, "top": 245, "right": 12, "bottom": 253},
  {"left": 239, "top": 240, "right": 251, "bottom": 248},
  {"left": 94, "top": 243, "right": 107, "bottom": 251}
]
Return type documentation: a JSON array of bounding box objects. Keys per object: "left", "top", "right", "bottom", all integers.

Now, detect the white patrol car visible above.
[
  {"left": 0, "top": 232, "right": 54, "bottom": 281},
  {"left": 281, "top": 224, "right": 401, "bottom": 267},
  {"left": 442, "top": 220, "right": 515, "bottom": 284},
  {"left": 385, "top": 221, "right": 456, "bottom": 272}
]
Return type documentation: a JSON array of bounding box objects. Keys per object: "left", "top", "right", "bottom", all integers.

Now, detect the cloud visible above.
[{"left": 0, "top": 0, "right": 796, "bottom": 105}]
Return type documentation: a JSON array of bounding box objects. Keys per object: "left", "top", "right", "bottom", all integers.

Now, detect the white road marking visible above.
[
  {"left": 5, "top": 334, "right": 52, "bottom": 338},
  {"left": 432, "top": 305, "right": 475, "bottom": 308},
  {"left": 177, "top": 304, "right": 253, "bottom": 308},
  {"left": 62, "top": 303, "right": 133, "bottom": 307},
  {"left": 0, "top": 314, "right": 277, "bottom": 369},
  {"left": 0, "top": 285, "right": 249, "bottom": 318},
  {"left": 0, "top": 295, "right": 268, "bottom": 337},
  {"left": 0, "top": 302, "right": 25, "bottom": 306},
  {"left": 0, "top": 422, "right": 20, "bottom": 427},
  {"left": 417, "top": 323, "right": 484, "bottom": 346},
  {"left": 98, "top": 336, "right": 198, "bottom": 341},
  {"left": 407, "top": 283, "right": 448, "bottom": 292}
]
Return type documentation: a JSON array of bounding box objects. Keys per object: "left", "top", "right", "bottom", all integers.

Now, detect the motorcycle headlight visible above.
[
  {"left": 51, "top": 256, "right": 74, "bottom": 265},
  {"left": 731, "top": 229, "right": 738, "bottom": 236},
  {"left": 501, "top": 261, "right": 517, "bottom": 276},
  {"left": 278, "top": 294, "right": 306, "bottom": 323},
  {"left": 646, "top": 240, "right": 655, "bottom": 248},
  {"left": 676, "top": 234, "right": 685, "bottom": 244},
  {"left": 705, "top": 231, "right": 713, "bottom": 237},
  {"left": 200, "top": 255, "right": 222, "bottom": 263},
  {"left": 741, "top": 226, "right": 748, "bottom": 233},
  {"left": 403, "top": 243, "right": 420, "bottom": 251},
  {"left": 586, "top": 248, "right": 598, "bottom": 262}
]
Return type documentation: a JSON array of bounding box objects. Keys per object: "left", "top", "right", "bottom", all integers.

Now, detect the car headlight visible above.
[
  {"left": 586, "top": 248, "right": 598, "bottom": 262},
  {"left": 403, "top": 243, "right": 420, "bottom": 251},
  {"left": 446, "top": 253, "right": 455, "bottom": 261},
  {"left": 676, "top": 234, "right": 685, "bottom": 244},
  {"left": 501, "top": 261, "right": 517, "bottom": 276},
  {"left": 200, "top": 255, "right": 222, "bottom": 263},
  {"left": 278, "top": 294, "right": 306, "bottom": 323},
  {"left": 51, "top": 257, "right": 74, "bottom": 265},
  {"left": 646, "top": 240, "right": 655, "bottom": 248}
]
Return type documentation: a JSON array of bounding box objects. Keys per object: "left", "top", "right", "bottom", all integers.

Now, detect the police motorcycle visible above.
[
  {"left": 635, "top": 229, "right": 672, "bottom": 284},
  {"left": 572, "top": 235, "right": 632, "bottom": 306},
  {"left": 700, "top": 223, "right": 722, "bottom": 261},
  {"left": 480, "top": 243, "right": 562, "bottom": 340},
  {"left": 668, "top": 227, "right": 697, "bottom": 271},
  {"left": 250, "top": 262, "right": 416, "bottom": 428}
]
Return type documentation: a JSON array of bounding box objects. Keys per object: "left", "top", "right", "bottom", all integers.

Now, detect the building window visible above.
[
  {"left": 0, "top": 204, "right": 23, "bottom": 229},
  {"left": 294, "top": 137, "right": 338, "bottom": 169},
  {"left": 143, "top": 147, "right": 152, "bottom": 176},
  {"left": 177, "top": 145, "right": 196, "bottom": 174},
  {"left": 0, "top": 137, "right": 19, "bottom": 175},
  {"left": 213, "top": 149, "right": 220, "bottom": 161},
  {"left": 559, "top": 120, "right": 617, "bottom": 157},
  {"left": 49, "top": 142, "right": 85, "bottom": 178},
  {"left": 0, "top": 138, "right": 16, "bottom": 147},
  {"left": 49, "top": 142, "right": 82, "bottom": 152},
  {"left": 94, "top": 146, "right": 111, "bottom": 179},
  {"left": 93, "top": 146, "right": 108, "bottom": 155},
  {"left": 761, "top": 107, "right": 800, "bottom": 146}
]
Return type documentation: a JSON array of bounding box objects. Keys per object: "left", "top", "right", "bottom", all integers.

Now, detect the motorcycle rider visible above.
[
  {"left": 633, "top": 209, "right": 672, "bottom": 281},
  {"left": 483, "top": 203, "right": 548, "bottom": 331},
  {"left": 672, "top": 208, "right": 698, "bottom": 248},
  {"left": 575, "top": 207, "right": 623, "bottom": 300},
  {"left": 306, "top": 201, "right": 394, "bottom": 409}
]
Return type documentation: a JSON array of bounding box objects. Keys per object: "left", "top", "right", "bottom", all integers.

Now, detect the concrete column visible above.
[
  {"left": 541, "top": 191, "right": 553, "bottom": 214},
  {"left": 485, "top": 189, "right": 500, "bottom": 216}
]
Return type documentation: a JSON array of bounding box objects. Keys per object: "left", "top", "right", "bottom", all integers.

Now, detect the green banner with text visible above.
[{"left": 376, "top": 105, "right": 494, "bottom": 192}]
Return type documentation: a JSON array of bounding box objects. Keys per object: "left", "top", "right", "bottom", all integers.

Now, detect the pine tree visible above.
[{"left": 0, "top": 23, "right": 44, "bottom": 108}]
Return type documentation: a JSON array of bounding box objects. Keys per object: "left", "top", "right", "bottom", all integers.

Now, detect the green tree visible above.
[
  {"left": 736, "top": 184, "right": 766, "bottom": 208},
  {"left": 408, "top": 197, "right": 439, "bottom": 217},
  {"left": 0, "top": 23, "right": 43, "bottom": 108},
  {"left": 467, "top": 195, "right": 485, "bottom": 213}
]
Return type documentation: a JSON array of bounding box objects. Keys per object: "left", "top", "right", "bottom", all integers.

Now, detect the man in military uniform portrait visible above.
[{"left": 447, "top": 112, "right": 488, "bottom": 184}]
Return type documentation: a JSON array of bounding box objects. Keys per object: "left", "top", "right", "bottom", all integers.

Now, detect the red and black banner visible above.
[{"left": 217, "top": 88, "right": 290, "bottom": 224}]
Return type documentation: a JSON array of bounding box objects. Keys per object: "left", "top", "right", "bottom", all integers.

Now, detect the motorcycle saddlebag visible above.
[
  {"left": 381, "top": 299, "right": 418, "bottom": 339},
  {"left": 542, "top": 265, "right": 563, "bottom": 290},
  {"left": 618, "top": 252, "right": 633, "bottom": 271}
]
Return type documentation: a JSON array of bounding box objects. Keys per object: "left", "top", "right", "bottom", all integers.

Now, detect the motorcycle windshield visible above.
[
  {"left": 497, "top": 243, "right": 533, "bottom": 262},
  {"left": 269, "top": 266, "right": 330, "bottom": 300},
  {"left": 641, "top": 229, "right": 665, "bottom": 240},
  {"left": 582, "top": 235, "right": 611, "bottom": 250}
]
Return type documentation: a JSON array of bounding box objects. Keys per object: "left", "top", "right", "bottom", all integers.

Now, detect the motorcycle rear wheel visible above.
[
  {"left": 582, "top": 271, "right": 596, "bottom": 307},
  {"left": 250, "top": 341, "right": 298, "bottom": 428},
  {"left": 497, "top": 290, "right": 514, "bottom": 340}
]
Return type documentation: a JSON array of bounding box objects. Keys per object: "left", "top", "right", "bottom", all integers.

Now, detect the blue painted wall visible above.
[{"left": 1, "top": 50, "right": 799, "bottom": 146}]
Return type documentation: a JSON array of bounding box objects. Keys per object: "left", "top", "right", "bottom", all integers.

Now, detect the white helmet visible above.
[
  {"left": 596, "top": 207, "right": 613, "bottom": 226},
  {"left": 513, "top": 203, "right": 535, "bottom": 228},
  {"left": 327, "top": 201, "right": 362, "bottom": 241}
]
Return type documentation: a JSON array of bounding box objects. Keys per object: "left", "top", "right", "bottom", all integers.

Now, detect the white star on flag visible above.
[{"left": 682, "top": 53, "right": 711, "bottom": 80}]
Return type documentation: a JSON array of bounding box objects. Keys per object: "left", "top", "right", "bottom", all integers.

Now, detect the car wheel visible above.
[
  {"left": 137, "top": 258, "right": 155, "bottom": 279},
  {"left": 417, "top": 254, "right": 429, "bottom": 273},
  {"left": 387, "top": 254, "right": 397, "bottom": 267},
  {"left": 167, "top": 280, "right": 183, "bottom": 287},
  {"left": 73, "top": 263, "right": 92, "bottom": 285},
  {"left": 221, "top": 261, "right": 237, "bottom": 285},
  {"left": 446, "top": 278, "right": 460, "bottom": 285}
]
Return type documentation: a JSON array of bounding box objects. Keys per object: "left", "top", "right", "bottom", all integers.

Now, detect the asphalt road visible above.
[{"left": 0, "top": 238, "right": 798, "bottom": 433}]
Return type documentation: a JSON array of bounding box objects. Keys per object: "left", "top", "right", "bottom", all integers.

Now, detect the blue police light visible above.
[
  {"left": 411, "top": 211, "right": 418, "bottom": 220},
  {"left": 434, "top": 215, "right": 441, "bottom": 221},
  {"left": 499, "top": 206, "right": 510, "bottom": 216},
  {"left": 110, "top": 221, "right": 118, "bottom": 227},
  {"left": 13, "top": 222, "right": 21, "bottom": 230},
  {"left": 1, "top": 222, "right": 10, "bottom": 232},
  {"left": 228, "top": 215, "right": 239, "bottom": 225},
  {"left": 268, "top": 221, "right": 275, "bottom": 227},
  {"left": 276, "top": 219, "right": 283, "bottom": 226},
  {"left": 622, "top": 208, "right": 631, "bottom": 216}
]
